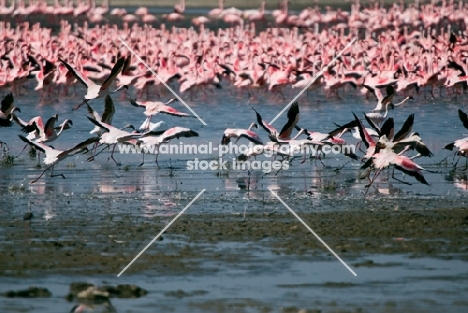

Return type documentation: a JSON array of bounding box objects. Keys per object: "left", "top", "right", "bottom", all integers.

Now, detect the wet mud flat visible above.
[{"left": 1, "top": 200, "right": 468, "bottom": 312}]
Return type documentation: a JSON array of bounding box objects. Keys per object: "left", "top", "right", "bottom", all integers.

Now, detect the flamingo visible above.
[
  {"left": 129, "top": 98, "right": 194, "bottom": 131},
  {"left": 253, "top": 101, "right": 299, "bottom": 141},
  {"left": 208, "top": 0, "right": 223, "bottom": 18},
  {"left": 86, "top": 94, "right": 115, "bottom": 135},
  {"left": 174, "top": 0, "right": 185, "bottom": 14},
  {"left": 86, "top": 116, "right": 141, "bottom": 166},
  {"left": 244, "top": 1, "right": 265, "bottom": 21},
  {"left": 58, "top": 56, "right": 126, "bottom": 110},
  {"left": 138, "top": 127, "right": 199, "bottom": 167},
  {"left": 221, "top": 123, "right": 263, "bottom": 145},
  {"left": 362, "top": 141, "right": 429, "bottom": 191},
  {"left": 21, "top": 114, "right": 72, "bottom": 143},
  {"left": 18, "top": 135, "right": 98, "bottom": 183},
  {"left": 445, "top": 109, "right": 468, "bottom": 167}
]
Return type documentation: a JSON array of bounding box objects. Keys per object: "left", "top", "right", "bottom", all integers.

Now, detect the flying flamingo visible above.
[
  {"left": 21, "top": 114, "right": 72, "bottom": 143},
  {"left": 361, "top": 141, "right": 429, "bottom": 192},
  {"left": 138, "top": 127, "right": 199, "bottom": 167},
  {"left": 86, "top": 94, "right": 115, "bottom": 135},
  {"left": 221, "top": 123, "right": 263, "bottom": 145},
  {"left": 86, "top": 116, "right": 141, "bottom": 166},
  {"left": 445, "top": 109, "right": 468, "bottom": 168},
  {"left": 59, "top": 56, "right": 126, "bottom": 110},
  {"left": 18, "top": 135, "right": 98, "bottom": 183},
  {"left": 253, "top": 101, "right": 299, "bottom": 141},
  {"left": 129, "top": 98, "right": 194, "bottom": 131}
]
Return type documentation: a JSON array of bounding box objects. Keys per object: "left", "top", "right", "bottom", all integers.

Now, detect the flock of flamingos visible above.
[{"left": 1, "top": 0, "right": 468, "bottom": 191}]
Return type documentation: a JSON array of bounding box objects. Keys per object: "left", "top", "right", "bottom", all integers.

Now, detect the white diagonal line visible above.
[
  {"left": 270, "top": 37, "right": 357, "bottom": 125},
  {"left": 117, "top": 189, "right": 206, "bottom": 277},
  {"left": 118, "top": 37, "right": 207, "bottom": 126},
  {"left": 269, "top": 189, "right": 357, "bottom": 277}
]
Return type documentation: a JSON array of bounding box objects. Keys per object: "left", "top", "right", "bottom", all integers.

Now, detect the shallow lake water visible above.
[{"left": 1, "top": 71, "right": 468, "bottom": 312}]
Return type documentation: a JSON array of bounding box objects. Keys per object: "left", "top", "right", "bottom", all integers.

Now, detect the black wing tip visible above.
[
  {"left": 221, "top": 135, "right": 230, "bottom": 145},
  {"left": 18, "top": 134, "right": 29, "bottom": 143},
  {"left": 444, "top": 142, "right": 455, "bottom": 151},
  {"left": 0, "top": 118, "right": 13, "bottom": 127}
]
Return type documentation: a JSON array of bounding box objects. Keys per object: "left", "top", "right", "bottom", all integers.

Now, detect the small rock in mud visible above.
[
  {"left": 101, "top": 284, "right": 148, "bottom": 298},
  {"left": 1, "top": 286, "right": 52, "bottom": 298},
  {"left": 164, "top": 289, "right": 208, "bottom": 298}
]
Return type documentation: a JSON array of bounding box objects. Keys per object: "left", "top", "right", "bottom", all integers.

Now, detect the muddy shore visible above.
[{"left": 2, "top": 207, "right": 467, "bottom": 276}]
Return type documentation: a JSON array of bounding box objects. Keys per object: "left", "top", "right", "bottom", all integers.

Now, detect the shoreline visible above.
[{"left": 2, "top": 207, "right": 467, "bottom": 276}]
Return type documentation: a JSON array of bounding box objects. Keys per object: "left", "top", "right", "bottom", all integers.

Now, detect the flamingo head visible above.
[
  {"left": 248, "top": 123, "right": 258, "bottom": 130},
  {"left": 121, "top": 124, "right": 135, "bottom": 131}
]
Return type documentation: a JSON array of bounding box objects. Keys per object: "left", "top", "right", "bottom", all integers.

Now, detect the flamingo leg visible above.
[
  {"left": 50, "top": 165, "right": 66, "bottom": 179},
  {"left": 154, "top": 145, "right": 160, "bottom": 168},
  {"left": 15, "top": 144, "right": 28, "bottom": 158},
  {"left": 73, "top": 99, "right": 89, "bottom": 111},
  {"left": 139, "top": 152, "right": 145, "bottom": 167},
  {"left": 87, "top": 143, "right": 107, "bottom": 161},
  {"left": 109, "top": 144, "right": 121, "bottom": 166},
  {"left": 31, "top": 164, "right": 54, "bottom": 184},
  {"left": 155, "top": 153, "right": 160, "bottom": 168},
  {"left": 365, "top": 169, "right": 381, "bottom": 189}
]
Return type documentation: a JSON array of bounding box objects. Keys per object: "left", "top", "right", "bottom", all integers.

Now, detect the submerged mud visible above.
[{"left": 2, "top": 207, "right": 467, "bottom": 276}]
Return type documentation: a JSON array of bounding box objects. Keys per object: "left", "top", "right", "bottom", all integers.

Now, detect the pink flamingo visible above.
[
  {"left": 221, "top": 123, "right": 263, "bottom": 145},
  {"left": 19, "top": 135, "right": 98, "bottom": 183},
  {"left": 59, "top": 56, "right": 126, "bottom": 110}
]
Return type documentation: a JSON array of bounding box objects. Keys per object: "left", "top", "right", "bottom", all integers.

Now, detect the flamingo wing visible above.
[
  {"left": 279, "top": 101, "right": 300, "bottom": 140},
  {"left": 129, "top": 98, "right": 147, "bottom": 108},
  {"left": 394, "top": 114, "right": 414, "bottom": 142},
  {"left": 59, "top": 57, "right": 94, "bottom": 88},
  {"left": 161, "top": 127, "right": 199, "bottom": 141},
  {"left": 239, "top": 130, "right": 263, "bottom": 145},
  {"left": 86, "top": 116, "right": 110, "bottom": 132},
  {"left": 21, "top": 116, "right": 43, "bottom": 134},
  {"left": 380, "top": 117, "right": 394, "bottom": 141},
  {"left": 363, "top": 113, "right": 382, "bottom": 137},
  {"left": 101, "top": 95, "right": 115, "bottom": 124},
  {"left": 60, "top": 137, "right": 100, "bottom": 158},
  {"left": 86, "top": 103, "right": 102, "bottom": 121},
  {"left": 44, "top": 115, "right": 58, "bottom": 138},
  {"left": 329, "top": 119, "right": 358, "bottom": 137},
  {"left": 252, "top": 106, "right": 277, "bottom": 138},
  {"left": 0, "top": 93, "right": 14, "bottom": 114},
  {"left": 393, "top": 162, "right": 429, "bottom": 185},
  {"left": 159, "top": 105, "right": 192, "bottom": 117},
  {"left": 100, "top": 57, "right": 126, "bottom": 91},
  {"left": 18, "top": 135, "right": 46, "bottom": 154},
  {"left": 458, "top": 109, "right": 468, "bottom": 130},
  {"left": 353, "top": 112, "right": 375, "bottom": 149}
]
